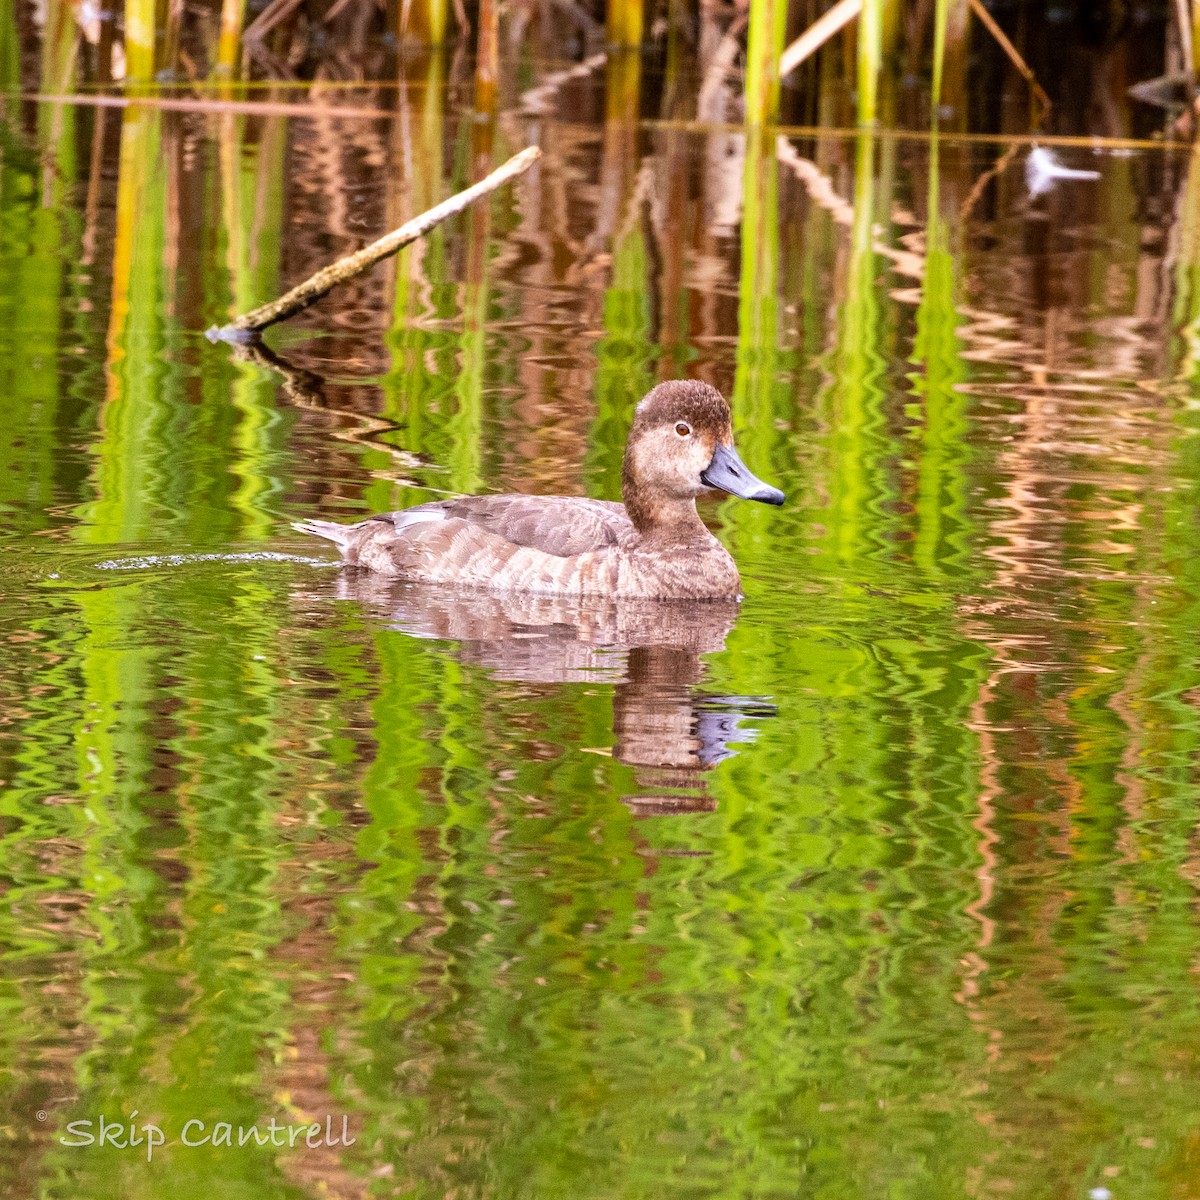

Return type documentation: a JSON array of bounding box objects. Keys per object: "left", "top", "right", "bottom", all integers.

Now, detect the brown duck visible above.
[{"left": 294, "top": 380, "right": 784, "bottom": 599}]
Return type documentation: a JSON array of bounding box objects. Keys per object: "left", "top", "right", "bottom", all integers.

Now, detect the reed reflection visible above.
[{"left": 333, "top": 574, "right": 774, "bottom": 813}]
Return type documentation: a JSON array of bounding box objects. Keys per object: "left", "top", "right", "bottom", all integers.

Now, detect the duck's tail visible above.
[{"left": 292, "top": 518, "right": 359, "bottom": 551}]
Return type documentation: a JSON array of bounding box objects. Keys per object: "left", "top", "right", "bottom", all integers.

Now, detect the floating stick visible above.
[{"left": 206, "top": 145, "right": 541, "bottom": 342}]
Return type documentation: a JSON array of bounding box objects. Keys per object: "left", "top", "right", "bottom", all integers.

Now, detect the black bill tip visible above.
[{"left": 700, "top": 442, "right": 785, "bottom": 506}]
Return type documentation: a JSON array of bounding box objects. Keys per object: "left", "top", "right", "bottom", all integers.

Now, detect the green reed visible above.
[
  {"left": 820, "top": 132, "right": 894, "bottom": 563},
  {"left": 856, "top": 0, "right": 900, "bottom": 125},
  {"left": 123, "top": 0, "right": 157, "bottom": 80},
  {"left": 1194, "top": 0, "right": 1200, "bottom": 76},
  {"left": 931, "top": 0, "right": 950, "bottom": 115},
  {"left": 606, "top": 0, "right": 644, "bottom": 47},
  {"left": 449, "top": 206, "right": 490, "bottom": 496},
  {"left": 743, "top": 0, "right": 786, "bottom": 125},
  {"left": 0, "top": 0, "right": 16, "bottom": 91},
  {"left": 929, "top": 0, "right": 973, "bottom": 122},
  {"left": 409, "top": 0, "right": 450, "bottom": 43},
  {"left": 215, "top": 0, "right": 244, "bottom": 75},
  {"left": 857, "top": 0, "right": 882, "bottom": 124},
  {"left": 0, "top": 106, "right": 75, "bottom": 538},
  {"left": 592, "top": 217, "right": 654, "bottom": 490}
]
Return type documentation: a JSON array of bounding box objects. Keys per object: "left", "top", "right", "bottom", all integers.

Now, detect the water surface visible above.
[{"left": 3, "top": 49, "right": 1200, "bottom": 1200}]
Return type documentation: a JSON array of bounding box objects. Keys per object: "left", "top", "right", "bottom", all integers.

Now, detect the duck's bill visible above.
[{"left": 700, "top": 442, "right": 785, "bottom": 506}]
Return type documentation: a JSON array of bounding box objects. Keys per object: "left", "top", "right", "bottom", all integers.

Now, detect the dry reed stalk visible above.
[
  {"left": 208, "top": 145, "right": 541, "bottom": 341},
  {"left": 163, "top": 0, "right": 184, "bottom": 75},
  {"left": 697, "top": 14, "right": 747, "bottom": 119},
  {"left": 1177, "top": 0, "right": 1196, "bottom": 86},
  {"left": 780, "top": 0, "right": 861, "bottom": 77},
  {"left": 243, "top": 0, "right": 306, "bottom": 43},
  {"left": 475, "top": 0, "right": 499, "bottom": 113},
  {"left": 939, "top": 0, "right": 971, "bottom": 120},
  {"left": 1194, "top": 0, "right": 1200, "bottom": 76},
  {"left": 965, "top": 0, "right": 1050, "bottom": 115},
  {"left": 323, "top": 0, "right": 362, "bottom": 21}
]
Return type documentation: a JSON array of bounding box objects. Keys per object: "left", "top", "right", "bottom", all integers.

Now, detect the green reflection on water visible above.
[{"left": 2, "top": 69, "right": 1200, "bottom": 1200}]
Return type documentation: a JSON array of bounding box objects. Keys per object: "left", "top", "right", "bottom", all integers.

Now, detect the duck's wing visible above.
[{"left": 375, "top": 495, "right": 632, "bottom": 559}]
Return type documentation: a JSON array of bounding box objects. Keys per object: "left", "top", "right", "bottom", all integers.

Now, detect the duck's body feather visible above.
[
  {"left": 401, "top": 494, "right": 630, "bottom": 557},
  {"left": 294, "top": 380, "right": 783, "bottom": 601},
  {"left": 296, "top": 494, "right": 739, "bottom": 599}
]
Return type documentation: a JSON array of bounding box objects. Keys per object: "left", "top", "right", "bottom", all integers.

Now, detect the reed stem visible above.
[
  {"left": 745, "top": 0, "right": 787, "bottom": 124},
  {"left": 857, "top": 0, "right": 881, "bottom": 124},
  {"left": 606, "top": 0, "right": 644, "bottom": 48},
  {"left": 216, "top": 0, "right": 244, "bottom": 74},
  {"left": 123, "top": 0, "right": 156, "bottom": 80},
  {"left": 1193, "top": 0, "right": 1200, "bottom": 75},
  {"left": 931, "top": 0, "right": 949, "bottom": 114},
  {"left": 856, "top": 0, "right": 899, "bottom": 125},
  {"left": 0, "top": 0, "right": 17, "bottom": 91},
  {"left": 964, "top": 0, "right": 1050, "bottom": 116},
  {"left": 1177, "top": 0, "right": 1196, "bottom": 86},
  {"left": 404, "top": 0, "right": 450, "bottom": 44},
  {"left": 474, "top": 0, "right": 499, "bottom": 114}
]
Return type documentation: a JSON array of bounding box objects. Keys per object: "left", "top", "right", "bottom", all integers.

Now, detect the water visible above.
[{"left": 3, "top": 49, "right": 1200, "bottom": 1200}]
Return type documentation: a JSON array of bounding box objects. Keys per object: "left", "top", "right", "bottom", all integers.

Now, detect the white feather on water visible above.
[{"left": 1026, "top": 146, "right": 1102, "bottom": 198}]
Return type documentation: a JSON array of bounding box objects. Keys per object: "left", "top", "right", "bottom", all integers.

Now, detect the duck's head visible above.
[{"left": 622, "top": 381, "right": 784, "bottom": 532}]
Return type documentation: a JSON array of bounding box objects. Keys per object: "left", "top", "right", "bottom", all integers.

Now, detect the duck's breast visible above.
[{"left": 615, "top": 538, "right": 742, "bottom": 600}]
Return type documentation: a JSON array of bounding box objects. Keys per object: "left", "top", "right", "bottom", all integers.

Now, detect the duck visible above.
[{"left": 293, "top": 380, "right": 784, "bottom": 600}]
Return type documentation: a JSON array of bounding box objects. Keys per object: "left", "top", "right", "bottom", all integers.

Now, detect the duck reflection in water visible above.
[{"left": 333, "top": 575, "right": 776, "bottom": 815}]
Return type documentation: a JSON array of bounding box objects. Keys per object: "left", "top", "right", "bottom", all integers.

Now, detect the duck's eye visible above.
[{"left": 675, "top": 422, "right": 692, "bottom": 438}]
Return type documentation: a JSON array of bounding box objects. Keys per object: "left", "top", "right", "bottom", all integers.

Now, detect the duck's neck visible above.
[{"left": 622, "top": 467, "right": 710, "bottom": 543}]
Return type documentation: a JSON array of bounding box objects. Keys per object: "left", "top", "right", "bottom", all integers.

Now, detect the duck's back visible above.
[
  {"left": 316, "top": 494, "right": 633, "bottom": 594},
  {"left": 403, "top": 494, "right": 632, "bottom": 558}
]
